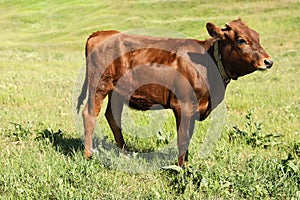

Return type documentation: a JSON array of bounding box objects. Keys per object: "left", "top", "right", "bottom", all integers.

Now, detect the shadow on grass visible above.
[
  {"left": 89, "top": 135, "right": 180, "bottom": 173},
  {"left": 35, "top": 128, "right": 179, "bottom": 174},
  {"left": 35, "top": 128, "right": 84, "bottom": 156},
  {"left": 34, "top": 127, "right": 204, "bottom": 193}
]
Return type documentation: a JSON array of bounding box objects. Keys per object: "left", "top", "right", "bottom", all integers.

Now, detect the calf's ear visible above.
[{"left": 206, "top": 22, "right": 225, "bottom": 39}]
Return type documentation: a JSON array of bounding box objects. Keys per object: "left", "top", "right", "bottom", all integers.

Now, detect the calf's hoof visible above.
[{"left": 84, "top": 149, "right": 92, "bottom": 160}]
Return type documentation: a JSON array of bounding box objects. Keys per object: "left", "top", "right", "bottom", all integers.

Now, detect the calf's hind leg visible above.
[{"left": 82, "top": 91, "right": 107, "bottom": 159}]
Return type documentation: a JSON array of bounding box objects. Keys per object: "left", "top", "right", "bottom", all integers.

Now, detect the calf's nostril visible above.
[{"left": 264, "top": 59, "right": 273, "bottom": 68}]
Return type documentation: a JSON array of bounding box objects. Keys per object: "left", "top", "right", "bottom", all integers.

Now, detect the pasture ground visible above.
[{"left": 0, "top": 0, "right": 299, "bottom": 199}]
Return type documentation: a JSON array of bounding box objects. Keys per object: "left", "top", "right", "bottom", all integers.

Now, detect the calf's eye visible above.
[{"left": 237, "top": 38, "right": 247, "bottom": 45}]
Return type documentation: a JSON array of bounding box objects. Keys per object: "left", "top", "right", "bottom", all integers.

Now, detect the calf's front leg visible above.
[{"left": 173, "top": 105, "right": 194, "bottom": 168}]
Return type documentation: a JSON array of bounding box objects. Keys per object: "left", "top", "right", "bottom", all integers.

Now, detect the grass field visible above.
[{"left": 1, "top": 0, "right": 300, "bottom": 199}]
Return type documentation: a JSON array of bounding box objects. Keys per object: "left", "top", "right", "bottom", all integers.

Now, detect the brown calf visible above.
[{"left": 77, "top": 19, "right": 273, "bottom": 168}]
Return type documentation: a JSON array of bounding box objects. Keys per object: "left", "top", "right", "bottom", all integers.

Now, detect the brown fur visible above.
[{"left": 77, "top": 19, "right": 273, "bottom": 167}]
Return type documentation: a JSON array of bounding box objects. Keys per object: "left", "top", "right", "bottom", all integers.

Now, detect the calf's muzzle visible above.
[{"left": 264, "top": 59, "right": 273, "bottom": 69}]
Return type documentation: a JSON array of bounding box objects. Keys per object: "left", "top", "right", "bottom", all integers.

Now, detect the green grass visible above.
[{"left": 1, "top": 0, "right": 300, "bottom": 199}]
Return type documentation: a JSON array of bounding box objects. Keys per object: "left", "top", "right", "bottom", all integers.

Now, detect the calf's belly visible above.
[{"left": 120, "top": 84, "right": 171, "bottom": 111}]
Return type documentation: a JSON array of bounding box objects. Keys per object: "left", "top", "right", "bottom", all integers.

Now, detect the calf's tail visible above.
[{"left": 76, "top": 64, "right": 88, "bottom": 113}]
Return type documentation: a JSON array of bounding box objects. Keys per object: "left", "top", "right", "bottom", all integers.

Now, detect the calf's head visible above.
[{"left": 206, "top": 19, "right": 273, "bottom": 80}]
